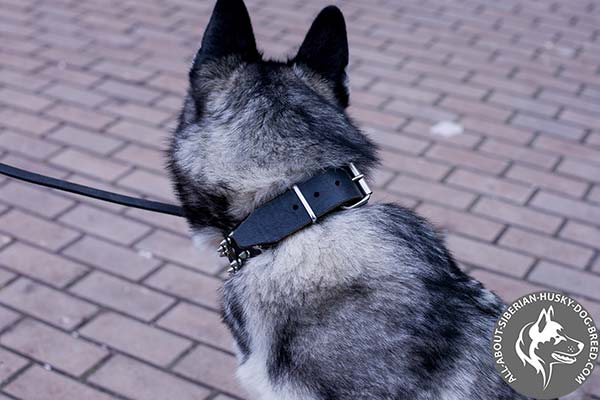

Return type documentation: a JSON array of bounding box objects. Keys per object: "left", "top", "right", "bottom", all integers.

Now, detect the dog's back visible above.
[
  {"left": 224, "top": 203, "right": 526, "bottom": 399},
  {"left": 167, "top": 0, "right": 528, "bottom": 398}
]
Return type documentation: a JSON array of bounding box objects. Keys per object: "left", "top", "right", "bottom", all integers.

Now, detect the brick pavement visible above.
[{"left": 1, "top": 0, "right": 600, "bottom": 398}]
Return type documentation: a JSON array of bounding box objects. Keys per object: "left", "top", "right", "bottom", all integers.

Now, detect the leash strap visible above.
[
  {"left": 0, "top": 162, "right": 184, "bottom": 217},
  {"left": 219, "top": 164, "right": 372, "bottom": 271}
]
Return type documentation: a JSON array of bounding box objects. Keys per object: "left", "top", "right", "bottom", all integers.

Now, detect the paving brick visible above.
[
  {"left": 461, "top": 117, "right": 533, "bottom": 144},
  {"left": 403, "top": 119, "right": 482, "bottom": 149},
  {"left": 50, "top": 149, "right": 131, "bottom": 181},
  {"left": 0, "top": 130, "right": 61, "bottom": 160},
  {"left": 0, "top": 181, "right": 74, "bottom": 218},
  {"left": 385, "top": 99, "right": 457, "bottom": 122},
  {"left": 112, "top": 143, "right": 166, "bottom": 172},
  {"left": 5, "top": 365, "right": 114, "bottom": 400},
  {"left": 559, "top": 108, "right": 600, "bottom": 128},
  {"left": 468, "top": 73, "right": 536, "bottom": 96},
  {"left": 447, "top": 169, "right": 533, "bottom": 203},
  {"left": 48, "top": 125, "right": 123, "bottom": 155},
  {"left": 388, "top": 175, "right": 476, "bottom": 209},
  {"left": 145, "top": 264, "right": 221, "bottom": 309},
  {"left": 117, "top": 169, "right": 176, "bottom": 202},
  {"left": 500, "top": 227, "right": 594, "bottom": 269},
  {"left": 0, "top": 210, "right": 80, "bottom": 251},
  {"left": 472, "top": 197, "right": 562, "bottom": 234},
  {"left": 158, "top": 302, "right": 232, "bottom": 351},
  {"left": 350, "top": 107, "right": 406, "bottom": 130},
  {"left": 530, "top": 191, "right": 600, "bottom": 223},
  {"left": 95, "top": 79, "right": 162, "bottom": 104},
  {"left": 0, "top": 278, "right": 97, "bottom": 330},
  {"left": 0, "top": 88, "right": 53, "bottom": 112},
  {"left": 0, "top": 108, "right": 59, "bottom": 136},
  {"left": 70, "top": 272, "right": 174, "bottom": 321},
  {"left": 80, "top": 312, "right": 191, "bottom": 366},
  {"left": 39, "top": 65, "right": 101, "bottom": 87},
  {"left": 0, "top": 347, "right": 28, "bottom": 382},
  {"left": 441, "top": 96, "right": 512, "bottom": 122},
  {"left": 512, "top": 113, "right": 586, "bottom": 141},
  {"left": 107, "top": 120, "right": 167, "bottom": 149},
  {"left": 559, "top": 221, "right": 600, "bottom": 249},
  {"left": 370, "top": 189, "right": 419, "bottom": 209},
  {"left": 135, "top": 231, "right": 223, "bottom": 274},
  {"left": 43, "top": 83, "right": 107, "bottom": 107},
  {"left": 0, "top": 304, "right": 20, "bottom": 331},
  {"left": 380, "top": 150, "right": 450, "bottom": 180},
  {"left": 557, "top": 158, "right": 600, "bottom": 183},
  {"left": 147, "top": 73, "right": 188, "bottom": 95},
  {"left": 102, "top": 101, "right": 172, "bottom": 126},
  {"left": 533, "top": 136, "right": 600, "bottom": 164},
  {"left": 417, "top": 203, "right": 504, "bottom": 241},
  {"left": 91, "top": 60, "right": 156, "bottom": 83},
  {"left": 89, "top": 355, "right": 211, "bottom": 400},
  {"left": 175, "top": 345, "right": 245, "bottom": 398},
  {"left": 63, "top": 236, "right": 160, "bottom": 280},
  {"left": 446, "top": 234, "right": 533, "bottom": 277},
  {"left": 43, "top": 104, "right": 116, "bottom": 131},
  {"left": 426, "top": 144, "right": 507, "bottom": 174},
  {"left": 125, "top": 207, "right": 191, "bottom": 236},
  {"left": 1, "top": 318, "right": 107, "bottom": 375},
  {"left": 505, "top": 164, "right": 589, "bottom": 197},
  {"left": 0, "top": 69, "right": 47, "bottom": 92},
  {"left": 537, "top": 89, "right": 598, "bottom": 115},
  {"left": 488, "top": 92, "right": 559, "bottom": 117},
  {"left": 529, "top": 262, "right": 600, "bottom": 302},
  {"left": 478, "top": 139, "right": 558, "bottom": 169},
  {"left": 419, "top": 77, "right": 488, "bottom": 99},
  {"left": 364, "top": 128, "right": 429, "bottom": 155},
  {"left": 0, "top": 242, "right": 86, "bottom": 287},
  {"left": 469, "top": 269, "right": 545, "bottom": 304},
  {"left": 588, "top": 185, "right": 600, "bottom": 205},
  {"left": 59, "top": 204, "right": 150, "bottom": 246}
]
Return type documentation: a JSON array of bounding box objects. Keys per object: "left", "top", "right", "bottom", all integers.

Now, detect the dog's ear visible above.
[
  {"left": 535, "top": 307, "right": 552, "bottom": 333},
  {"left": 294, "top": 6, "right": 349, "bottom": 107},
  {"left": 191, "top": 0, "right": 259, "bottom": 72}
]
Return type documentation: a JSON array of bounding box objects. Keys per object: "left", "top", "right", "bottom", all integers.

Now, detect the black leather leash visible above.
[
  {"left": 0, "top": 162, "right": 372, "bottom": 273},
  {"left": 0, "top": 163, "right": 184, "bottom": 217}
]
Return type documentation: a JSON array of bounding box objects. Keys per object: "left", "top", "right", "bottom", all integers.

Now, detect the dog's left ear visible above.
[
  {"left": 191, "top": 0, "right": 260, "bottom": 74},
  {"left": 294, "top": 6, "right": 349, "bottom": 107}
]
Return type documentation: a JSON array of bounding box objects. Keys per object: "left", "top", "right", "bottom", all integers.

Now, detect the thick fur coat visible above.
[{"left": 167, "top": 1, "right": 528, "bottom": 399}]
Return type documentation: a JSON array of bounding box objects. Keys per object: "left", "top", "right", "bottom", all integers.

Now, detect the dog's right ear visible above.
[
  {"left": 190, "top": 0, "right": 259, "bottom": 76},
  {"left": 294, "top": 6, "right": 350, "bottom": 107}
]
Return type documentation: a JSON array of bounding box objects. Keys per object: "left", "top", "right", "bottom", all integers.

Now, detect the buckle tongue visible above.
[{"left": 342, "top": 162, "right": 372, "bottom": 209}]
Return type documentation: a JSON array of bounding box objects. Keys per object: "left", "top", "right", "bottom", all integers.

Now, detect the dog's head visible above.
[
  {"left": 167, "top": 0, "right": 378, "bottom": 236},
  {"left": 515, "top": 306, "right": 584, "bottom": 388}
]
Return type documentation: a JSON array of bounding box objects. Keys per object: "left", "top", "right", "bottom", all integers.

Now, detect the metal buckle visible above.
[
  {"left": 218, "top": 236, "right": 250, "bottom": 273},
  {"left": 292, "top": 185, "right": 318, "bottom": 223},
  {"left": 342, "top": 163, "right": 373, "bottom": 209}
]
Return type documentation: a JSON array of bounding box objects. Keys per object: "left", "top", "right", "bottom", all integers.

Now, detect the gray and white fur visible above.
[{"left": 167, "top": 1, "right": 528, "bottom": 399}]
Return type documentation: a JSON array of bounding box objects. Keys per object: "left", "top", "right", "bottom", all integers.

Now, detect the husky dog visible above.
[
  {"left": 167, "top": 0, "right": 527, "bottom": 398},
  {"left": 516, "top": 306, "right": 584, "bottom": 390}
]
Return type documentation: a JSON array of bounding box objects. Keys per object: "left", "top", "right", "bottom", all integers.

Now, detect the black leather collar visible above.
[{"left": 218, "top": 163, "right": 372, "bottom": 272}]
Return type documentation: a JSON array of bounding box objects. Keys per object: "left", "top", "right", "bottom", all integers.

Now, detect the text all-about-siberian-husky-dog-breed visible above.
[{"left": 167, "top": 0, "right": 530, "bottom": 399}]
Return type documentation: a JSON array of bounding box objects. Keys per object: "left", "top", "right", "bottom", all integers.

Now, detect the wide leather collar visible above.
[{"left": 218, "top": 163, "right": 372, "bottom": 272}]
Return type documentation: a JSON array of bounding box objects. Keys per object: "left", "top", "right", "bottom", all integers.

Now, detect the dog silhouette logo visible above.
[
  {"left": 492, "top": 292, "right": 598, "bottom": 399},
  {"left": 515, "top": 306, "right": 584, "bottom": 389}
]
